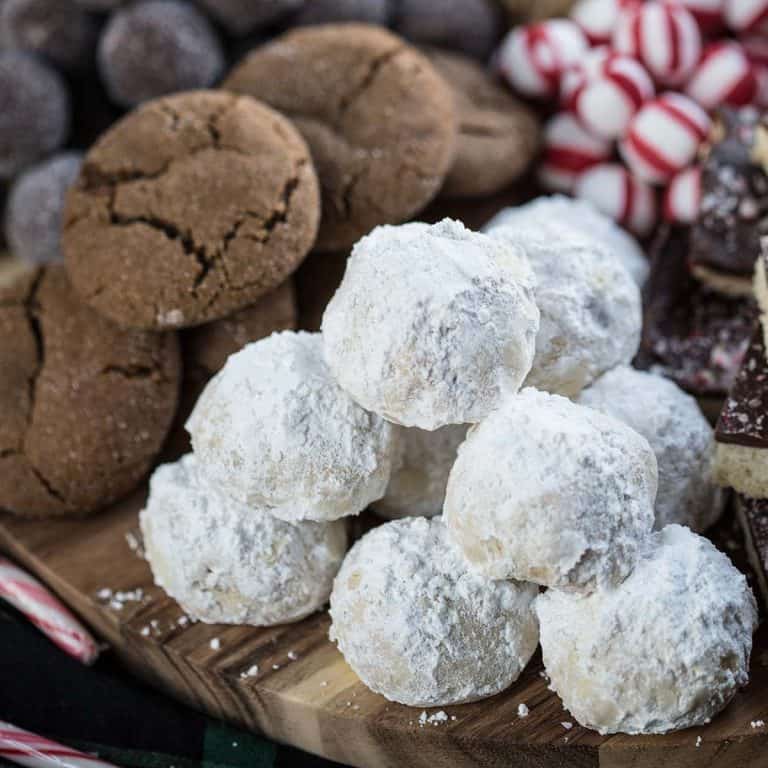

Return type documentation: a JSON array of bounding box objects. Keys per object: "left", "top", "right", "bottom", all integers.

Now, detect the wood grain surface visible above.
[{"left": 0, "top": 493, "right": 767, "bottom": 768}]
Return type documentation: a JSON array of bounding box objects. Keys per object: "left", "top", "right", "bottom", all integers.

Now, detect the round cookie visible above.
[
  {"left": 198, "top": 0, "right": 304, "bottom": 36},
  {"left": 322, "top": 219, "right": 540, "bottom": 429},
  {"left": 372, "top": 424, "right": 467, "bottom": 520},
  {"left": 393, "top": 0, "right": 503, "bottom": 61},
  {"left": 578, "top": 366, "right": 723, "bottom": 532},
  {"left": 537, "top": 525, "right": 758, "bottom": 734},
  {"left": 5, "top": 152, "right": 83, "bottom": 265},
  {"left": 425, "top": 49, "right": 539, "bottom": 199},
  {"left": 0, "top": 0, "right": 96, "bottom": 71},
  {"left": 485, "top": 194, "right": 649, "bottom": 286},
  {"left": 141, "top": 453, "right": 347, "bottom": 626},
  {"left": 0, "top": 51, "right": 70, "bottom": 180},
  {"left": 293, "top": 0, "right": 390, "bottom": 26},
  {"left": 63, "top": 90, "right": 320, "bottom": 330},
  {"left": 187, "top": 330, "right": 396, "bottom": 522},
  {"left": 489, "top": 220, "right": 642, "bottom": 398},
  {"left": 444, "top": 388, "right": 657, "bottom": 592},
  {"left": 224, "top": 24, "right": 458, "bottom": 252},
  {"left": 98, "top": 0, "right": 225, "bottom": 108},
  {"left": 329, "top": 516, "right": 539, "bottom": 706},
  {"left": 0, "top": 265, "right": 180, "bottom": 517}
]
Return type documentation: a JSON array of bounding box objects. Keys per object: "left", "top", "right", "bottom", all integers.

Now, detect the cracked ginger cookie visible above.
[
  {"left": 224, "top": 24, "right": 457, "bottom": 252},
  {"left": 0, "top": 265, "right": 181, "bottom": 517},
  {"left": 62, "top": 90, "right": 320, "bottom": 330}
]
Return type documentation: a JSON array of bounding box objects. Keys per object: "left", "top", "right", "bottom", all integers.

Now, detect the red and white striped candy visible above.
[
  {"left": 664, "top": 166, "right": 702, "bottom": 223},
  {"left": 538, "top": 112, "right": 613, "bottom": 193},
  {"left": 496, "top": 19, "right": 589, "bottom": 99},
  {"left": 613, "top": 1, "right": 702, "bottom": 87},
  {"left": 724, "top": 0, "right": 768, "bottom": 34},
  {"left": 576, "top": 163, "right": 658, "bottom": 236},
  {"left": 570, "top": 0, "right": 623, "bottom": 45},
  {"left": 686, "top": 41, "right": 757, "bottom": 110},
  {"left": 0, "top": 556, "right": 98, "bottom": 665},
  {"left": 561, "top": 47, "right": 654, "bottom": 140},
  {"left": 0, "top": 721, "right": 118, "bottom": 768},
  {"left": 743, "top": 35, "right": 768, "bottom": 107},
  {"left": 620, "top": 92, "right": 711, "bottom": 185},
  {"left": 674, "top": 0, "right": 725, "bottom": 34}
]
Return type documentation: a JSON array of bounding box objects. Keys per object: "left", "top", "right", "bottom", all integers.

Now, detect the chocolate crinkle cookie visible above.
[
  {"left": 392, "top": 0, "right": 503, "bottom": 61},
  {"left": 0, "top": 0, "right": 97, "bottom": 71},
  {"left": 0, "top": 265, "right": 181, "bottom": 518},
  {"left": 0, "top": 52, "right": 70, "bottom": 180},
  {"left": 425, "top": 48, "right": 539, "bottom": 199},
  {"left": 5, "top": 152, "right": 83, "bottom": 265},
  {"left": 198, "top": 0, "right": 304, "bottom": 36},
  {"left": 62, "top": 90, "right": 320, "bottom": 330},
  {"left": 292, "top": 0, "right": 390, "bottom": 26},
  {"left": 98, "top": 0, "right": 225, "bottom": 108},
  {"left": 224, "top": 24, "right": 457, "bottom": 252}
]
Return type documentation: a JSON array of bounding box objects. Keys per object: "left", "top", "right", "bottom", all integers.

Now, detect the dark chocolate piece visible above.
[
  {"left": 690, "top": 107, "right": 768, "bottom": 279},
  {"left": 716, "top": 328, "right": 768, "bottom": 447},
  {"left": 736, "top": 494, "right": 768, "bottom": 611},
  {"left": 638, "top": 222, "right": 757, "bottom": 397}
]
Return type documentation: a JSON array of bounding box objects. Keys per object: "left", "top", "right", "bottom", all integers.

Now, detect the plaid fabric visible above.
[{"left": 0, "top": 606, "right": 342, "bottom": 768}]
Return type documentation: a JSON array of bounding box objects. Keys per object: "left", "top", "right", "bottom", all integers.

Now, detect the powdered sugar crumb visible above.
[
  {"left": 209, "top": 638, "right": 221, "bottom": 651},
  {"left": 518, "top": 703, "right": 530, "bottom": 718}
]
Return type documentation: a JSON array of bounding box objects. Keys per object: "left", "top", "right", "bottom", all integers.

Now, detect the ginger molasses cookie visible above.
[
  {"left": 224, "top": 24, "right": 457, "bottom": 252},
  {"left": 63, "top": 90, "right": 319, "bottom": 330},
  {"left": 426, "top": 49, "right": 538, "bottom": 199},
  {"left": 0, "top": 265, "right": 180, "bottom": 517}
]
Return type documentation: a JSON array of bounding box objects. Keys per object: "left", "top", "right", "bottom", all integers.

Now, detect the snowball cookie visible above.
[
  {"left": 5, "top": 152, "right": 82, "bottom": 265},
  {"left": 224, "top": 24, "right": 457, "bottom": 252},
  {"left": 485, "top": 194, "right": 649, "bottom": 286},
  {"left": 372, "top": 424, "right": 468, "bottom": 520},
  {"left": 322, "top": 219, "right": 539, "bottom": 429},
  {"left": 425, "top": 49, "right": 539, "bottom": 199},
  {"left": 187, "top": 331, "right": 396, "bottom": 522},
  {"left": 578, "top": 366, "right": 723, "bottom": 533},
  {"left": 329, "top": 517, "right": 539, "bottom": 706},
  {"left": 63, "top": 91, "right": 320, "bottom": 330},
  {"left": 98, "top": 1, "right": 224, "bottom": 108},
  {"left": 537, "top": 525, "right": 758, "bottom": 735},
  {"left": 0, "top": 52, "right": 70, "bottom": 180},
  {"left": 489, "top": 220, "right": 642, "bottom": 398},
  {"left": 0, "top": 265, "right": 181, "bottom": 517},
  {"left": 141, "top": 454, "right": 346, "bottom": 625},
  {"left": 445, "top": 388, "right": 657, "bottom": 591}
]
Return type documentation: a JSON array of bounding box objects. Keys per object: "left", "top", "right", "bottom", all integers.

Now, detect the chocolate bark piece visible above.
[
  {"left": 690, "top": 107, "right": 768, "bottom": 294},
  {"left": 638, "top": 223, "right": 757, "bottom": 410},
  {"left": 713, "top": 327, "right": 768, "bottom": 498},
  {"left": 735, "top": 494, "right": 768, "bottom": 612}
]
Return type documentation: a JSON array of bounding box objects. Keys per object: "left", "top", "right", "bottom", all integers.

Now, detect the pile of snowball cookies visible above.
[{"left": 140, "top": 197, "right": 758, "bottom": 737}]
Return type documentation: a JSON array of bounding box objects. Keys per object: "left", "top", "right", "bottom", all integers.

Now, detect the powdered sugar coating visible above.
[
  {"left": 373, "top": 424, "right": 468, "bottom": 520},
  {"left": 329, "top": 517, "right": 539, "bottom": 706},
  {"left": 140, "top": 454, "right": 348, "bottom": 626},
  {"left": 488, "top": 219, "right": 642, "bottom": 397},
  {"left": 484, "top": 194, "right": 649, "bottom": 285},
  {"left": 536, "top": 525, "right": 758, "bottom": 735},
  {"left": 578, "top": 366, "right": 723, "bottom": 532},
  {"left": 186, "top": 331, "right": 396, "bottom": 521},
  {"left": 321, "top": 219, "right": 540, "bottom": 429},
  {"left": 444, "top": 388, "right": 657, "bottom": 592}
]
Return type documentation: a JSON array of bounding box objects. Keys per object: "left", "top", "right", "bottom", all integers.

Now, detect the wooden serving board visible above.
[{"left": 1, "top": 495, "right": 767, "bottom": 768}]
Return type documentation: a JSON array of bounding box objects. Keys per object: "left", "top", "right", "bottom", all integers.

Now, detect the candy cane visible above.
[
  {"left": 0, "top": 722, "right": 119, "bottom": 768},
  {"left": 0, "top": 557, "right": 98, "bottom": 665}
]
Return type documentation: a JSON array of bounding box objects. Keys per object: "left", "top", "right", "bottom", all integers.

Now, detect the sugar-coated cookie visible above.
[
  {"left": 224, "top": 24, "right": 457, "bottom": 252},
  {"left": 187, "top": 331, "right": 396, "bottom": 521},
  {"left": 141, "top": 454, "right": 347, "bottom": 626},
  {"left": 0, "top": 265, "right": 180, "bottom": 517},
  {"left": 322, "top": 219, "right": 539, "bottom": 429},
  {"left": 330, "top": 517, "right": 539, "bottom": 706},
  {"left": 537, "top": 525, "right": 757, "bottom": 734},
  {"left": 445, "top": 388, "right": 657, "bottom": 592},
  {"left": 63, "top": 91, "right": 319, "bottom": 330}
]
